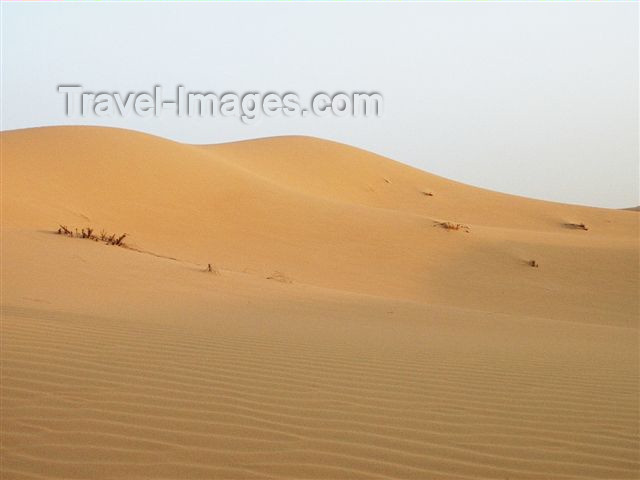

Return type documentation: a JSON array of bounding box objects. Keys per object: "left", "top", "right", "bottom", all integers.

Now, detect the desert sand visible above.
[{"left": 1, "top": 126, "right": 638, "bottom": 479}]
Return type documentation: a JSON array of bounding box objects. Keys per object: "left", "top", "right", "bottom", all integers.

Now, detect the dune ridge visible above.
[
  {"left": 1, "top": 126, "right": 638, "bottom": 479},
  {"left": 3, "top": 126, "right": 638, "bottom": 324}
]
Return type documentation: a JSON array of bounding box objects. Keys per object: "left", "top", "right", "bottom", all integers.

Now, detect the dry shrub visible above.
[
  {"left": 106, "top": 233, "right": 127, "bottom": 246},
  {"left": 565, "top": 222, "right": 589, "bottom": 231},
  {"left": 57, "top": 225, "right": 128, "bottom": 247},
  {"left": 267, "top": 271, "right": 293, "bottom": 283},
  {"left": 57, "top": 225, "right": 73, "bottom": 236},
  {"left": 434, "top": 221, "right": 470, "bottom": 232},
  {"left": 529, "top": 260, "right": 539, "bottom": 268}
]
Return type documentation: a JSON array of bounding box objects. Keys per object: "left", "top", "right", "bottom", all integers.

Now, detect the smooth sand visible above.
[{"left": 1, "top": 126, "right": 638, "bottom": 479}]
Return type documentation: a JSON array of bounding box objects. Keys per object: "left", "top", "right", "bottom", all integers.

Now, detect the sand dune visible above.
[{"left": 1, "top": 126, "right": 638, "bottom": 479}]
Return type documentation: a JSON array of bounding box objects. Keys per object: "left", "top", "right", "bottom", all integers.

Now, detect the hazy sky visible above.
[{"left": 2, "top": 2, "right": 638, "bottom": 208}]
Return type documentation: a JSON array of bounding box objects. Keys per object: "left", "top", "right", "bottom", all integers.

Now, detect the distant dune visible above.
[{"left": 1, "top": 126, "right": 638, "bottom": 479}]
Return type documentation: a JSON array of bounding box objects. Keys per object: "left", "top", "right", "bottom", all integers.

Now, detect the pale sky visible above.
[{"left": 2, "top": 2, "right": 638, "bottom": 208}]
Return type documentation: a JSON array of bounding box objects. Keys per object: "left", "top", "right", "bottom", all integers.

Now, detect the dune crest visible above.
[{"left": 2, "top": 126, "right": 637, "bottom": 324}]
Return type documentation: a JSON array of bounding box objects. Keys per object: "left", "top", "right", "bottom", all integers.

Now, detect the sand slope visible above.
[{"left": 1, "top": 126, "right": 638, "bottom": 479}]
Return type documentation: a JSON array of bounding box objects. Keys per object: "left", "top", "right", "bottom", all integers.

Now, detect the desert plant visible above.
[
  {"left": 267, "top": 271, "right": 293, "bottom": 283},
  {"left": 565, "top": 222, "right": 589, "bottom": 231},
  {"left": 529, "top": 260, "right": 539, "bottom": 268},
  {"left": 57, "top": 225, "right": 73, "bottom": 236},
  {"left": 56, "top": 225, "right": 128, "bottom": 247},
  {"left": 80, "top": 227, "right": 95, "bottom": 239},
  {"left": 111, "top": 234, "right": 127, "bottom": 246},
  {"left": 434, "top": 221, "right": 470, "bottom": 232}
]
